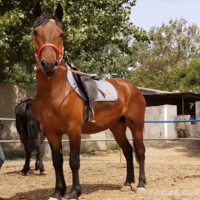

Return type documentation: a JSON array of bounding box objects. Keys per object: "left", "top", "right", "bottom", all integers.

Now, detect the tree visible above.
[
  {"left": 131, "top": 19, "right": 200, "bottom": 91},
  {"left": 0, "top": 0, "right": 148, "bottom": 86},
  {"left": 75, "top": 37, "right": 149, "bottom": 79},
  {"left": 174, "top": 59, "right": 200, "bottom": 93}
]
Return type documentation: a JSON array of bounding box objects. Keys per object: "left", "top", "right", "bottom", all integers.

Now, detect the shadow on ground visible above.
[{"left": 9, "top": 184, "right": 121, "bottom": 200}]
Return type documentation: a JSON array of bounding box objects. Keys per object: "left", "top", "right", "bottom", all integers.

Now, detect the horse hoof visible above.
[
  {"left": 120, "top": 185, "right": 132, "bottom": 192},
  {"left": 135, "top": 187, "right": 146, "bottom": 196},
  {"left": 40, "top": 171, "right": 46, "bottom": 175},
  {"left": 48, "top": 198, "right": 59, "bottom": 200},
  {"left": 68, "top": 199, "right": 78, "bottom": 200}
]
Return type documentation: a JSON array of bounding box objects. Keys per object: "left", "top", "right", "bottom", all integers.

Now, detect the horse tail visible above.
[{"left": 26, "top": 103, "right": 38, "bottom": 152}]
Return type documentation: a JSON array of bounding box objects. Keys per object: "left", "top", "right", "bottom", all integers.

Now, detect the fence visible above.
[{"left": 1, "top": 118, "right": 200, "bottom": 163}]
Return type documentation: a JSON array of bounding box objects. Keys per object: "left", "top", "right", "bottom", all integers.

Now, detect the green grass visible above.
[
  {"left": 81, "top": 147, "right": 95, "bottom": 154},
  {"left": 4, "top": 144, "right": 121, "bottom": 160},
  {"left": 110, "top": 143, "right": 120, "bottom": 151},
  {"left": 4, "top": 150, "right": 26, "bottom": 160}
]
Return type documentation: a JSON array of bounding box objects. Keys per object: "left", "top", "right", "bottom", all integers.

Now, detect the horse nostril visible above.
[
  {"left": 41, "top": 60, "right": 58, "bottom": 71},
  {"left": 41, "top": 60, "right": 47, "bottom": 69},
  {"left": 53, "top": 60, "right": 58, "bottom": 67}
]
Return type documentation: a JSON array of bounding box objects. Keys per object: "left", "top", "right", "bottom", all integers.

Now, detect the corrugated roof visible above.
[
  {"left": 137, "top": 87, "right": 171, "bottom": 94},
  {"left": 143, "top": 92, "right": 200, "bottom": 101}
]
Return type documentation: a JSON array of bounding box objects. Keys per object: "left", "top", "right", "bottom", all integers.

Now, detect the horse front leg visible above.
[
  {"left": 46, "top": 133, "right": 66, "bottom": 200},
  {"left": 68, "top": 134, "right": 81, "bottom": 200}
]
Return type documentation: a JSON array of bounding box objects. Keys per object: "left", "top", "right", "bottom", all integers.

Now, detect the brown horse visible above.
[{"left": 32, "top": 2, "right": 146, "bottom": 200}]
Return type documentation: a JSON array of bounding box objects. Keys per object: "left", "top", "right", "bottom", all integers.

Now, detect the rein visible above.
[{"left": 36, "top": 65, "right": 97, "bottom": 77}]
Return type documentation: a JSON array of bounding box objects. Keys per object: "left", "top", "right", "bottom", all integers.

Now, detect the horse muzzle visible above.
[{"left": 40, "top": 60, "right": 59, "bottom": 77}]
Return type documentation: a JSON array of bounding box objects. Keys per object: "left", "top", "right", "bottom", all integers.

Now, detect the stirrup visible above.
[{"left": 91, "top": 108, "right": 95, "bottom": 122}]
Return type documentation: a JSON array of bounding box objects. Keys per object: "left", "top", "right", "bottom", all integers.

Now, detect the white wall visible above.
[
  {"left": 196, "top": 101, "right": 200, "bottom": 138},
  {"left": 144, "top": 105, "right": 177, "bottom": 139},
  {"left": 177, "top": 115, "right": 197, "bottom": 138},
  {"left": 0, "top": 82, "right": 37, "bottom": 151}
]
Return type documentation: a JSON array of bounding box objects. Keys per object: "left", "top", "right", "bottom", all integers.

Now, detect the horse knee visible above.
[
  {"left": 70, "top": 158, "right": 80, "bottom": 171},
  {"left": 134, "top": 142, "right": 145, "bottom": 161},
  {"left": 52, "top": 151, "right": 63, "bottom": 168},
  {"left": 126, "top": 144, "right": 133, "bottom": 153},
  {"left": 122, "top": 144, "right": 133, "bottom": 158}
]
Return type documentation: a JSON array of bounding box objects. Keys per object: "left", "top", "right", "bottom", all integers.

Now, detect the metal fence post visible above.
[{"left": 120, "top": 148, "right": 123, "bottom": 164}]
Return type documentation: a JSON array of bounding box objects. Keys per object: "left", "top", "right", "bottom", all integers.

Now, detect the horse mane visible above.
[{"left": 33, "top": 14, "right": 62, "bottom": 28}]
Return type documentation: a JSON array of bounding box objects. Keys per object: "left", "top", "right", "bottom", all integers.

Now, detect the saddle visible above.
[
  {"left": 66, "top": 63, "right": 99, "bottom": 122},
  {"left": 65, "top": 63, "right": 118, "bottom": 123}
]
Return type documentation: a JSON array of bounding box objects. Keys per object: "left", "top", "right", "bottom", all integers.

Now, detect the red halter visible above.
[{"left": 34, "top": 36, "right": 64, "bottom": 72}]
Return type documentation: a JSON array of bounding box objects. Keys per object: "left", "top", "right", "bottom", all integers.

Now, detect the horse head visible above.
[{"left": 33, "top": 2, "right": 64, "bottom": 77}]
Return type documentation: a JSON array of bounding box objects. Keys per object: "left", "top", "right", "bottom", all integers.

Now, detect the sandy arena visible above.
[{"left": 0, "top": 140, "right": 200, "bottom": 200}]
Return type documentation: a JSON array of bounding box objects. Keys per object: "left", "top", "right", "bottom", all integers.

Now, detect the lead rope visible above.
[{"left": 63, "top": 52, "right": 97, "bottom": 78}]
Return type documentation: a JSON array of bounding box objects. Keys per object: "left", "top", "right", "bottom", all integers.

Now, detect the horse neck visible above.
[{"left": 36, "top": 66, "right": 69, "bottom": 99}]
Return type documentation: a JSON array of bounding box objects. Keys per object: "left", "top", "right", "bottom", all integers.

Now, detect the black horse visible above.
[{"left": 15, "top": 99, "right": 46, "bottom": 175}]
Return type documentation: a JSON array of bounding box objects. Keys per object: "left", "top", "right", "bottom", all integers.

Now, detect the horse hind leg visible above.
[
  {"left": 35, "top": 152, "right": 39, "bottom": 171},
  {"left": 35, "top": 147, "right": 46, "bottom": 175},
  {"left": 110, "top": 119, "right": 134, "bottom": 191},
  {"left": 21, "top": 145, "right": 31, "bottom": 176},
  {"left": 125, "top": 112, "right": 146, "bottom": 194}
]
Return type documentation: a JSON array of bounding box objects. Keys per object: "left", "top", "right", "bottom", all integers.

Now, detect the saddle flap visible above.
[
  {"left": 80, "top": 76, "right": 98, "bottom": 101},
  {"left": 67, "top": 69, "right": 118, "bottom": 102}
]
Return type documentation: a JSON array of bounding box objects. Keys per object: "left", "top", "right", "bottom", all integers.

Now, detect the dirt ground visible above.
[{"left": 0, "top": 140, "right": 200, "bottom": 200}]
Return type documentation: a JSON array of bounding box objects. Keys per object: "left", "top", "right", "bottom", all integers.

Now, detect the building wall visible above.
[
  {"left": 0, "top": 83, "right": 37, "bottom": 151},
  {"left": 195, "top": 101, "right": 200, "bottom": 137},
  {"left": 0, "top": 82, "right": 107, "bottom": 156},
  {"left": 177, "top": 115, "right": 197, "bottom": 138},
  {"left": 144, "top": 105, "right": 177, "bottom": 139},
  {"left": 0, "top": 83, "right": 36, "bottom": 139}
]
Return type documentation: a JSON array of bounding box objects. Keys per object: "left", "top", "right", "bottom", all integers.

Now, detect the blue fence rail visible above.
[
  {"left": 1, "top": 118, "right": 200, "bottom": 123},
  {"left": 145, "top": 119, "right": 200, "bottom": 123}
]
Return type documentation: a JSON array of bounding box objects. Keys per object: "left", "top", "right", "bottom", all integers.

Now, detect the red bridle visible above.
[
  {"left": 34, "top": 36, "right": 96, "bottom": 76},
  {"left": 34, "top": 36, "right": 64, "bottom": 72}
]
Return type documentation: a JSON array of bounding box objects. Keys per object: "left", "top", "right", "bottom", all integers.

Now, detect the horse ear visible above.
[
  {"left": 34, "top": 2, "right": 43, "bottom": 18},
  {"left": 55, "top": 3, "right": 63, "bottom": 21}
]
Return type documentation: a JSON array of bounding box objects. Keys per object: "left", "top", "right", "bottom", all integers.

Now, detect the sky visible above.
[{"left": 130, "top": 0, "right": 200, "bottom": 31}]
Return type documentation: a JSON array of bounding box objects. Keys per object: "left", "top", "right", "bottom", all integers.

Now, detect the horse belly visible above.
[{"left": 82, "top": 109, "right": 122, "bottom": 134}]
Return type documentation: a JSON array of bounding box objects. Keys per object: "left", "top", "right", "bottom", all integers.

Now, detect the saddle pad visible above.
[{"left": 67, "top": 70, "right": 118, "bottom": 102}]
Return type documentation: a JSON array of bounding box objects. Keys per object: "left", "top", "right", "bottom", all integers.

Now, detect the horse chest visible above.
[{"left": 33, "top": 101, "right": 61, "bottom": 123}]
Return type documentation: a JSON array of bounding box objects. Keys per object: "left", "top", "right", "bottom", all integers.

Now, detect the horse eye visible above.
[
  {"left": 34, "top": 31, "right": 38, "bottom": 36},
  {"left": 60, "top": 33, "right": 64, "bottom": 38}
]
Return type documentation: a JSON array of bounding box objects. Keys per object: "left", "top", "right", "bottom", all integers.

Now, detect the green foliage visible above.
[
  {"left": 110, "top": 143, "right": 120, "bottom": 151},
  {"left": 0, "top": 0, "right": 148, "bottom": 85},
  {"left": 175, "top": 59, "right": 200, "bottom": 92},
  {"left": 131, "top": 19, "right": 200, "bottom": 92},
  {"left": 4, "top": 149, "right": 26, "bottom": 160},
  {"left": 80, "top": 146, "right": 95, "bottom": 154},
  {"left": 75, "top": 39, "right": 149, "bottom": 79}
]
